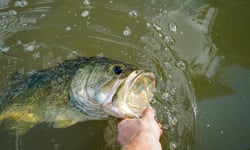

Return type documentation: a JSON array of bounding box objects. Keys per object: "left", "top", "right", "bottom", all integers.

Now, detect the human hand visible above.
[{"left": 117, "top": 107, "right": 162, "bottom": 150}]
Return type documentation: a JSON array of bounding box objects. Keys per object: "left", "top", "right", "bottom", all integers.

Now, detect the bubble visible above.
[
  {"left": 150, "top": 98, "right": 157, "bottom": 104},
  {"left": 67, "top": 51, "right": 78, "bottom": 59},
  {"left": 82, "top": 0, "right": 90, "bottom": 5},
  {"left": 220, "top": 130, "right": 224, "bottom": 135},
  {"left": 8, "top": 10, "right": 18, "bottom": 16},
  {"left": 164, "top": 47, "right": 170, "bottom": 51},
  {"left": 24, "top": 44, "right": 35, "bottom": 52},
  {"left": 152, "top": 23, "right": 162, "bottom": 31},
  {"left": 169, "top": 22, "right": 177, "bottom": 32},
  {"left": 158, "top": 33, "right": 163, "bottom": 38},
  {"left": 32, "top": 52, "right": 40, "bottom": 60},
  {"left": 14, "top": 0, "right": 28, "bottom": 7},
  {"left": 21, "top": 23, "right": 28, "bottom": 27},
  {"left": 176, "top": 60, "right": 187, "bottom": 70},
  {"left": 164, "top": 34, "right": 176, "bottom": 45},
  {"left": 146, "top": 22, "right": 151, "bottom": 27},
  {"left": 171, "top": 117, "right": 178, "bottom": 126},
  {"left": 168, "top": 74, "right": 173, "bottom": 80},
  {"left": 170, "top": 141, "right": 178, "bottom": 150},
  {"left": 163, "top": 10, "right": 168, "bottom": 14},
  {"left": 0, "top": 46, "right": 10, "bottom": 52},
  {"left": 162, "top": 92, "right": 169, "bottom": 99},
  {"left": 170, "top": 87, "right": 177, "bottom": 96},
  {"left": 128, "top": 10, "right": 138, "bottom": 17},
  {"left": 65, "top": 26, "right": 71, "bottom": 31},
  {"left": 206, "top": 124, "right": 210, "bottom": 128},
  {"left": 16, "top": 40, "right": 22, "bottom": 45},
  {"left": 163, "top": 62, "right": 172, "bottom": 70},
  {"left": 23, "top": 41, "right": 37, "bottom": 52},
  {"left": 81, "top": 10, "right": 89, "bottom": 18},
  {"left": 40, "top": 14, "right": 46, "bottom": 19},
  {"left": 123, "top": 26, "right": 131, "bottom": 36},
  {"left": 162, "top": 124, "right": 169, "bottom": 130}
]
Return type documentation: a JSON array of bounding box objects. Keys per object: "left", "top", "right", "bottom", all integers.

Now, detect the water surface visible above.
[{"left": 0, "top": 0, "right": 249, "bottom": 150}]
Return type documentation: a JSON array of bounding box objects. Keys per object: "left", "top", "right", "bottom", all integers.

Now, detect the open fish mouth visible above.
[{"left": 103, "top": 70, "right": 155, "bottom": 118}]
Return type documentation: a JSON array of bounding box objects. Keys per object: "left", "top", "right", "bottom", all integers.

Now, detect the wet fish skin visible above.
[{"left": 0, "top": 56, "right": 138, "bottom": 134}]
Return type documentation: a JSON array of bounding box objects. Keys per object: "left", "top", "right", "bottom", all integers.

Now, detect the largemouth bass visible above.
[{"left": 0, "top": 57, "right": 155, "bottom": 134}]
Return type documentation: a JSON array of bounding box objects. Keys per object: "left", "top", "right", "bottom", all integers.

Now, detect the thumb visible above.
[{"left": 142, "top": 106, "right": 155, "bottom": 120}]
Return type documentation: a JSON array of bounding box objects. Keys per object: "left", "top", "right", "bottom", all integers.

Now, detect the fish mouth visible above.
[{"left": 103, "top": 70, "right": 155, "bottom": 118}]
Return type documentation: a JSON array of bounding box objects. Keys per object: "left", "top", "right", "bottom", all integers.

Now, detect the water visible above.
[{"left": 0, "top": 0, "right": 249, "bottom": 150}]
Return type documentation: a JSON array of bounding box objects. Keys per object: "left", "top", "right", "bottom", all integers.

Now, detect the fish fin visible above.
[
  {"left": 0, "top": 118, "right": 36, "bottom": 136},
  {"left": 53, "top": 117, "right": 77, "bottom": 128}
]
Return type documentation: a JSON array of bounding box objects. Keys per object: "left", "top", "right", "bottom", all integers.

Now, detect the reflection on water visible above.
[{"left": 0, "top": 0, "right": 249, "bottom": 150}]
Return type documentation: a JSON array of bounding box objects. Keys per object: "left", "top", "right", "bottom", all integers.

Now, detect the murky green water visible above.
[{"left": 0, "top": 0, "right": 249, "bottom": 150}]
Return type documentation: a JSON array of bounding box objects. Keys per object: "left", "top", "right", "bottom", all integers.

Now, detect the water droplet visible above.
[
  {"left": 152, "top": 23, "right": 162, "bottom": 31},
  {"left": 170, "top": 87, "right": 177, "bottom": 96},
  {"left": 16, "top": 40, "right": 22, "bottom": 45},
  {"left": 81, "top": 10, "right": 89, "bottom": 18},
  {"left": 14, "top": 0, "right": 28, "bottom": 7},
  {"left": 170, "top": 141, "right": 177, "bottom": 150},
  {"left": 162, "top": 92, "right": 169, "bottom": 99},
  {"left": 168, "top": 74, "right": 172, "bottom": 80},
  {"left": 128, "top": 10, "right": 138, "bottom": 17},
  {"left": 32, "top": 52, "right": 40, "bottom": 60},
  {"left": 146, "top": 22, "right": 151, "bottom": 27},
  {"left": 158, "top": 33, "right": 163, "bottom": 38},
  {"left": 163, "top": 62, "right": 172, "bottom": 70},
  {"left": 40, "top": 14, "right": 46, "bottom": 19},
  {"left": 67, "top": 51, "right": 78, "bottom": 59},
  {"left": 164, "top": 47, "right": 169, "bottom": 51},
  {"left": 163, "top": 10, "right": 168, "bottom": 14},
  {"left": 171, "top": 117, "right": 178, "bottom": 126},
  {"left": 8, "top": 10, "right": 18, "bottom": 16},
  {"left": 169, "top": 22, "right": 177, "bottom": 32},
  {"left": 220, "top": 130, "right": 224, "bottom": 135},
  {"left": 21, "top": 23, "right": 28, "bottom": 27},
  {"left": 65, "top": 26, "right": 71, "bottom": 31},
  {"left": 140, "top": 36, "right": 146, "bottom": 41},
  {"left": 164, "top": 35, "right": 175, "bottom": 45},
  {"left": 23, "top": 41, "right": 37, "bottom": 52},
  {"left": 162, "top": 124, "right": 169, "bottom": 130},
  {"left": 123, "top": 26, "right": 131, "bottom": 36},
  {"left": 83, "top": 0, "right": 90, "bottom": 5},
  {"left": 0, "top": 46, "right": 10, "bottom": 52},
  {"left": 176, "top": 60, "right": 187, "bottom": 70},
  {"left": 150, "top": 98, "right": 157, "bottom": 104}
]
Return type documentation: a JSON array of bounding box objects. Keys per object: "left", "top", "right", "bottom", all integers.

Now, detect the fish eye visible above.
[{"left": 113, "top": 65, "right": 123, "bottom": 75}]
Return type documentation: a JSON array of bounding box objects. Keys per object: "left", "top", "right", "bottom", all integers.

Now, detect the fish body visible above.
[{"left": 0, "top": 57, "right": 155, "bottom": 134}]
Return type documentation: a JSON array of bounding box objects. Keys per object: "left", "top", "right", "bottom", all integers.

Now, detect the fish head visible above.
[
  {"left": 70, "top": 57, "right": 155, "bottom": 118},
  {"left": 102, "top": 70, "right": 155, "bottom": 118}
]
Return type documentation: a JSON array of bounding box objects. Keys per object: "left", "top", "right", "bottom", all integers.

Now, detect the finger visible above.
[{"left": 142, "top": 106, "right": 155, "bottom": 120}]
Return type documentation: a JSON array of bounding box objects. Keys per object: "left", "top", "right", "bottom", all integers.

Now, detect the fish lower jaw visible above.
[{"left": 102, "top": 103, "right": 126, "bottom": 118}]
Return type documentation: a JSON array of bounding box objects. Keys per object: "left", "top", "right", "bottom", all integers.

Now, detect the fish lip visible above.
[
  {"left": 118, "top": 70, "right": 155, "bottom": 117},
  {"left": 103, "top": 70, "right": 155, "bottom": 118}
]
